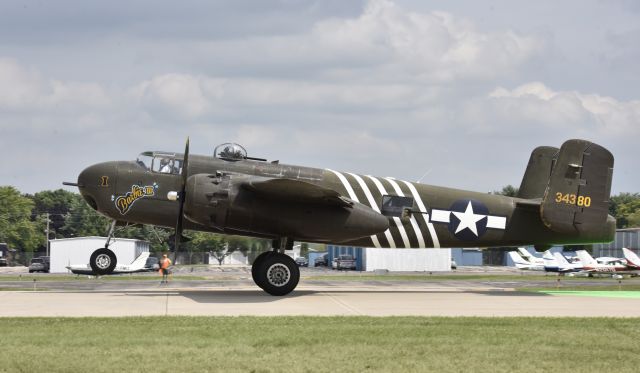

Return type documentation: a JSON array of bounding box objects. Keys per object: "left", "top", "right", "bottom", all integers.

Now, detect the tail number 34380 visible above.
[{"left": 555, "top": 193, "right": 591, "bottom": 207}]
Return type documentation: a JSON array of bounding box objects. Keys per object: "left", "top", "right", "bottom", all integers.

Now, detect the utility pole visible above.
[{"left": 45, "top": 213, "right": 50, "bottom": 256}]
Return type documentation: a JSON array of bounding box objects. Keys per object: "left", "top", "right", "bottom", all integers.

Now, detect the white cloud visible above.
[
  {"left": 0, "top": 58, "right": 110, "bottom": 113},
  {"left": 488, "top": 82, "right": 640, "bottom": 135}
]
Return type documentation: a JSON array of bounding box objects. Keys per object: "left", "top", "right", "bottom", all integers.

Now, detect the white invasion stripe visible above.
[
  {"left": 364, "top": 176, "right": 397, "bottom": 248},
  {"left": 327, "top": 169, "right": 381, "bottom": 248},
  {"left": 487, "top": 216, "right": 506, "bottom": 229},
  {"left": 383, "top": 178, "right": 416, "bottom": 248},
  {"left": 327, "top": 169, "right": 358, "bottom": 200},
  {"left": 431, "top": 209, "right": 451, "bottom": 223},
  {"left": 345, "top": 172, "right": 383, "bottom": 248},
  {"left": 401, "top": 180, "right": 440, "bottom": 248},
  {"left": 347, "top": 173, "right": 381, "bottom": 213}
]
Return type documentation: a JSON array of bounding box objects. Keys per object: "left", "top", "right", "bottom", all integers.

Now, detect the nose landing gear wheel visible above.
[
  {"left": 89, "top": 248, "right": 117, "bottom": 275},
  {"left": 253, "top": 253, "right": 299, "bottom": 296}
]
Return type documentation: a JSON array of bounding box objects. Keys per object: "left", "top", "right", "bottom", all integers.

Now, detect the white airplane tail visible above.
[
  {"left": 509, "top": 251, "right": 530, "bottom": 269},
  {"left": 575, "top": 250, "right": 597, "bottom": 267},
  {"left": 553, "top": 252, "right": 571, "bottom": 266},
  {"left": 517, "top": 247, "right": 533, "bottom": 262},
  {"left": 129, "top": 251, "right": 151, "bottom": 270},
  {"left": 622, "top": 248, "right": 640, "bottom": 268}
]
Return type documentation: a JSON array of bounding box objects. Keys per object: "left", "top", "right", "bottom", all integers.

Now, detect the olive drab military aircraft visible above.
[{"left": 63, "top": 138, "right": 615, "bottom": 295}]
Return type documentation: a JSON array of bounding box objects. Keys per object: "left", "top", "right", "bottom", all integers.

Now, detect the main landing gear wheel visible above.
[
  {"left": 89, "top": 248, "right": 117, "bottom": 275},
  {"left": 251, "top": 251, "right": 275, "bottom": 289},
  {"left": 253, "top": 252, "right": 299, "bottom": 296}
]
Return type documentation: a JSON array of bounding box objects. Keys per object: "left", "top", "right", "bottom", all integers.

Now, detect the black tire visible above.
[
  {"left": 89, "top": 248, "right": 117, "bottom": 275},
  {"left": 251, "top": 251, "right": 275, "bottom": 289},
  {"left": 255, "top": 253, "right": 300, "bottom": 296}
]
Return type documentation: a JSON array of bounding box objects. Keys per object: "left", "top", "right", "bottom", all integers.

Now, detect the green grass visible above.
[
  {"left": 0, "top": 317, "right": 638, "bottom": 373},
  {"left": 519, "top": 284, "right": 640, "bottom": 292}
]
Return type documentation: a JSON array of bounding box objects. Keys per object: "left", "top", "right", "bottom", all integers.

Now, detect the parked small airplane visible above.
[
  {"left": 550, "top": 252, "right": 583, "bottom": 273},
  {"left": 508, "top": 251, "right": 545, "bottom": 271},
  {"left": 66, "top": 251, "right": 152, "bottom": 275},
  {"left": 64, "top": 139, "right": 615, "bottom": 295},
  {"left": 575, "top": 250, "right": 633, "bottom": 275},
  {"left": 622, "top": 248, "right": 640, "bottom": 269},
  {"left": 516, "top": 247, "right": 544, "bottom": 266}
]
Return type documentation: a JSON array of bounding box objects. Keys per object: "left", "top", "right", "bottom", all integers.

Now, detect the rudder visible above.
[{"left": 540, "top": 139, "right": 614, "bottom": 236}]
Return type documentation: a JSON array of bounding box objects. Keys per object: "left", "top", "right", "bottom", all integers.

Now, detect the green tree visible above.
[
  {"left": 609, "top": 193, "right": 640, "bottom": 228},
  {"left": 0, "top": 186, "right": 41, "bottom": 255},
  {"left": 30, "top": 189, "right": 77, "bottom": 238},
  {"left": 62, "top": 194, "right": 111, "bottom": 237},
  {"left": 493, "top": 185, "right": 519, "bottom": 197}
]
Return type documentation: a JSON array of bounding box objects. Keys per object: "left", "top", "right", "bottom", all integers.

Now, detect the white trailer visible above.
[
  {"left": 49, "top": 237, "right": 150, "bottom": 273},
  {"left": 363, "top": 248, "right": 451, "bottom": 272}
]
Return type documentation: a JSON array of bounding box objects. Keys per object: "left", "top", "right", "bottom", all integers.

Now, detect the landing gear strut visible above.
[
  {"left": 89, "top": 220, "right": 118, "bottom": 275},
  {"left": 251, "top": 238, "right": 300, "bottom": 296}
]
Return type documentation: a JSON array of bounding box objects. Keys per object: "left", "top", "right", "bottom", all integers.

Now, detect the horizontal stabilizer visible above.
[{"left": 540, "top": 139, "right": 614, "bottom": 235}]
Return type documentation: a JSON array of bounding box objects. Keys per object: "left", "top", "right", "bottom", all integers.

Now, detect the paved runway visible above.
[{"left": 2, "top": 284, "right": 640, "bottom": 317}]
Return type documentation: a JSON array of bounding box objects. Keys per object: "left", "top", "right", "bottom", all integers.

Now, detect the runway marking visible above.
[{"left": 321, "top": 292, "right": 363, "bottom": 315}]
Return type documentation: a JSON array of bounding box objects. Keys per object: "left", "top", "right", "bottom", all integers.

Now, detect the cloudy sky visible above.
[{"left": 1, "top": 0, "right": 638, "bottom": 195}]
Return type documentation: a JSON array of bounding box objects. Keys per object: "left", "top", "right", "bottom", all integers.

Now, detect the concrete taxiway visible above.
[{"left": 2, "top": 284, "right": 640, "bottom": 317}]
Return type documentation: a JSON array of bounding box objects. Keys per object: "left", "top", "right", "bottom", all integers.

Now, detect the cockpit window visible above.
[
  {"left": 136, "top": 153, "right": 153, "bottom": 170},
  {"left": 137, "top": 152, "right": 182, "bottom": 174},
  {"left": 214, "top": 143, "right": 247, "bottom": 160}
]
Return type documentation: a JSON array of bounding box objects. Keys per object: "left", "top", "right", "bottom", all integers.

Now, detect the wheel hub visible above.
[
  {"left": 95, "top": 254, "right": 111, "bottom": 269},
  {"left": 266, "top": 263, "right": 290, "bottom": 287}
]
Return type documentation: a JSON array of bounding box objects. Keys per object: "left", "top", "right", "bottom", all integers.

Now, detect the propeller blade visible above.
[{"left": 173, "top": 137, "right": 190, "bottom": 264}]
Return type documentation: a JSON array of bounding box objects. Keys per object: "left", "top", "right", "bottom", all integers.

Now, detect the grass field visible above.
[{"left": 1, "top": 317, "right": 639, "bottom": 373}]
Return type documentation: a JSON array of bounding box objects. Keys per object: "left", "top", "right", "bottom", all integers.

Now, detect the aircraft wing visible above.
[{"left": 244, "top": 178, "right": 354, "bottom": 207}]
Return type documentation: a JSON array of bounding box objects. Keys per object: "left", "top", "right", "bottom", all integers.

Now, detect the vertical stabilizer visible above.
[
  {"left": 575, "top": 250, "right": 597, "bottom": 267},
  {"left": 540, "top": 139, "right": 614, "bottom": 238},
  {"left": 517, "top": 146, "right": 558, "bottom": 199},
  {"left": 622, "top": 248, "right": 640, "bottom": 268},
  {"left": 129, "top": 251, "right": 151, "bottom": 270},
  {"left": 509, "top": 251, "right": 530, "bottom": 268}
]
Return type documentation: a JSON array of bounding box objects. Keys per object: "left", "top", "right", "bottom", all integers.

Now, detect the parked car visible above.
[
  {"left": 0, "top": 258, "right": 7, "bottom": 267},
  {"left": 295, "top": 257, "right": 308, "bottom": 267},
  {"left": 28, "top": 257, "right": 50, "bottom": 273},
  {"left": 314, "top": 254, "right": 328, "bottom": 266},
  {"left": 144, "top": 257, "right": 160, "bottom": 272},
  {"left": 333, "top": 255, "right": 357, "bottom": 270}
]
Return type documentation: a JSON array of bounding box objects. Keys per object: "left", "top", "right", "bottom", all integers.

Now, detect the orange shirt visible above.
[{"left": 160, "top": 258, "right": 172, "bottom": 269}]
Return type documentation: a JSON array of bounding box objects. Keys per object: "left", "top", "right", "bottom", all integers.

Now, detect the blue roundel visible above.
[{"left": 447, "top": 199, "right": 489, "bottom": 241}]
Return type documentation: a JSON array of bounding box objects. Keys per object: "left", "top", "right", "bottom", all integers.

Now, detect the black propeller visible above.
[{"left": 173, "top": 137, "right": 190, "bottom": 264}]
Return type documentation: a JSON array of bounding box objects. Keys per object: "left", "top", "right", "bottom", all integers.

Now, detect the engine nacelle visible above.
[
  {"left": 184, "top": 173, "right": 232, "bottom": 228},
  {"left": 183, "top": 173, "right": 389, "bottom": 242}
]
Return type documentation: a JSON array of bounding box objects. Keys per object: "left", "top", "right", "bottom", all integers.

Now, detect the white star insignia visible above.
[{"left": 451, "top": 201, "right": 485, "bottom": 236}]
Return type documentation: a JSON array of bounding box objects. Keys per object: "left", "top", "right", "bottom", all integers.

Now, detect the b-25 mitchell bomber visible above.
[{"left": 64, "top": 139, "right": 615, "bottom": 295}]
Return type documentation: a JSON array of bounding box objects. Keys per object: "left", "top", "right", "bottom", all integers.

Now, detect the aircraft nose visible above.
[{"left": 77, "top": 162, "right": 118, "bottom": 211}]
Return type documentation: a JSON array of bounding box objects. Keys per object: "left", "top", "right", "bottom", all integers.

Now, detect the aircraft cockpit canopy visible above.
[
  {"left": 136, "top": 151, "right": 183, "bottom": 174},
  {"left": 214, "top": 143, "right": 247, "bottom": 161}
]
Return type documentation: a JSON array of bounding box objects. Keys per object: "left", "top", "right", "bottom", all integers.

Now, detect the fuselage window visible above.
[{"left": 381, "top": 195, "right": 414, "bottom": 217}]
